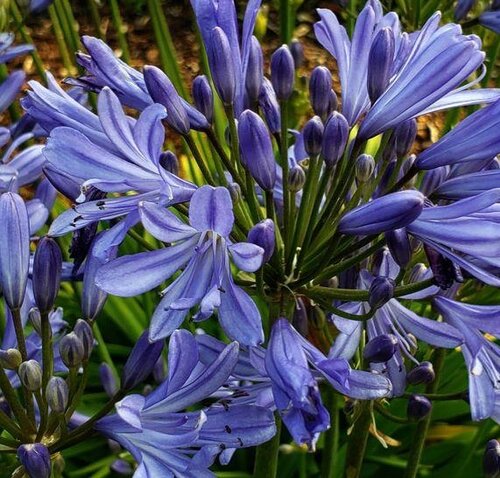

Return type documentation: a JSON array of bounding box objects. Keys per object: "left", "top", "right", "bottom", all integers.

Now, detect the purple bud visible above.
[
  {"left": 355, "top": 154, "right": 375, "bottom": 182},
  {"left": 484, "top": 439, "right": 500, "bottom": 478},
  {"left": 73, "top": 319, "right": 94, "bottom": 361},
  {"left": 46, "top": 377, "right": 69, "bottom": 413},
  {"left": 407, "top": 361, "right": 435, "bottom": 385},
  {"left": 99, "top": 362, "right": 118, "bottom": 397},
  {"left": 339, "top": 190, "right": 425, "bottom": 236},
  {"left": 368, "top": 277, "right": 395, "bottom": 309},
  {"left": 121, "top": 330, "right": 164, "bottom": 390},
  {"left": 248, "top": 219, "right": 275, "bottom": 263},
  {"left": 368, "top": 28, "right": 394, "bottom": 103},
  {"left": 18, "top": 360, "right": 42, "bottom": 391},
  {"left": 246, "top": 36, "right": 264, "bottom": 104},
  {"left": 29, "top": 308, "right": 42, "bottom": 335},
  {"left": 59, "top": 332, "right": 85, "bottom": 368},
  {"left": 290, "top": 39, "right": 304, "bottom": 68},
  {"left": 143, "top": 65, "right": 190, "bottom": 135},
  {"left": 419, "top": 166, "right": 448, "bottom": 196},
  {"left": 228, "top": 182, "right": 242, "bottom": 202},
  {"left": 288, "top": 165, "right": 306, "bottom": 192},
  {"left": 238, "top": 110, "right": 277, "bottom": 190},
  {"left": 271, "top": 45, "right": 295, "bottom": 101},
  {"left": 33, "top": 237, "right": 62, "bottom": 313},
  {"left": 309, "top": 66, "right": 332, "bottom": 120},
  {"left": 454, "top": 0, "right": 474, "bottom": 21},
  {"left": 385, "top": 228, "right": 412, "bottom": 268},
  {"left": 0, "top": 192, "right": 30, "bottom": 310},
  {"left": 259, "top": 78, "right": 281, "bottom": 134},
  {"left": 393, "top": 119, "right": 417, "bottom": 158},
  {"left": 208, "top": 27, "right": 236, "bottom": 106},
  {"left": 192, "top": 75, "right": 214, "bottom": 124},
  {"left": 407, "top": 394, "right": 432, "bottom": 421},
  {"left": 321, "top": 111, "right": 349, "bottom": 167},
  {"left": 159, "top": 151, "right": 179, "bottom": 176},
  {"left": 329, "top": 90, "right": 339, "bottom": 114},
  {"left": 17, "top": 443, "right": 51, "bottom": 478},
  {"left": 0, "top": 348, "right": 22, "bottom": 370},
  {"left": 363, "top": 334, "right": 398, "bottom": 363},
  {"left": 303, "top": 116, "right": 324, "bottom": 156}
]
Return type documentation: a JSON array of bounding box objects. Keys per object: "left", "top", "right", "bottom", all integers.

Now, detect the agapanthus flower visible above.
[
  {"left": 0, "top": 33, "right": 34, "bottom": 64},
  {"left": 480, "top": 9, "right": 500, "bottom": 33},
  {"left": 96, "top": 186, "right": 265, "bottom": 346},
  {"left": 95, "top": 330, "right": 275, "bottom": 477},
  {"left": 434, "top": 296, "right": 500, "bottom": 422}
]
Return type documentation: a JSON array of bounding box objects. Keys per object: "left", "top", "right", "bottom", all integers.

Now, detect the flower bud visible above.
[
  {"left": 338, "top": 190, "right": 425, "bottom": 236},
  {"left": 143, "top": 65, "right": 190, "bottom": 135},
  {"left": 363, "top": 334, "right": 398, "bottom": 363},
  {"left": 121, "top": 330, "right": 164, "bottom": 391},
  {"left": 0, "top": 192, "right": 30, "bottom": 310},
  {"left": 247, "top": 219, "right": 275, "bottom": 263},
  {"left": 245, "top": 36, "right": 264, "bottom": 104},
  {"left": 393, "top": 119, "right": 417, "bottom": 158},
  {"left": 368, "top": 277, "right": 395, "bottom": 310},
  {"left": 303, "top": 116, "right": 324, "bottom": 157},
  {"left": 407, "top": 361, "right": 435, "bottom": 385},
  {"left": 17, "top": 443, "right": 51, "bottom": 478},
  {"left": 111, "top": 459, "right": 134, "bottom": 475},
  {"left": 0, "top": 348, "right": 22, "bottom": 370},
  {"left": 59, "top": 332, "right": 85, "bottom": 368},
  {"left": 259, "top": 78, "right": 281, "bottom": 134},
  {"left": 355, "top": 154, "right": 375, "bottom": 183},
  {"left": 309, "top": 66, "right": 332, "bottom": 120},
  {"left": 407, "top": 394, "right": 432, "bottom": 421},
  {"left": 192, "top": 75, "right": 214, "bottom": 124},
  {"left": 321, "top": 112, "right": 349, "bottom": 167},
  {"left": 238, "top": 110, "right": 277, "bottom": 190},
  {"left": 18, "top": 360, "right": 42, "bottom": 391},
  {"left": 484, "top": 439, "right": 500, "bottom": 478},
  {"left": 99, "top": 362, "right": 119, "bottom": 397},
  {"left": 290, "top": 39, "right": 304, "bottom": 68},
  {"left": 227, "top": 182, "right": 242, "bottom": 203},
  {"left": 208, "top": 27, "right": 236, "bottom": 106},
  {"left": 419, "top": 166, "right": 448, "bottom": 196},
  {"left": 33, "top": 237, "right": 62, "bottom": 313},
  {"left": 288, "top": 166, "right": 306, "bottom": 192},
  {"left": 73, "top": 319, "right": 94, "bottom": 361},
  {"left": 368, "top": 28, "right": 394, "bottom": 103},
  {"left": 271, "top": 45, "right": 295, "bottom": 101},
  {"left": 385, "top": 227, "right": 412, "bottom": 268},
  {"left": 29, "top": 307, "right": 42, "bottom": 335},
  {"left": 329, "top": 90, "right": 339, "bottom": 114},
  {"left": 454, "top": 0, "right": 474, "bottom": 21},
  {"left": 159, "top": 151, "right": 179, "bottom": 176},
  {"left": 46, "top": 377, "right": 69, "bottom": 414}
]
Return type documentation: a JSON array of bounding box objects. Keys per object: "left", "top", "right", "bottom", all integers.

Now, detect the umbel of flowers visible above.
[{"left": 0, "top": 0, "right": 499, "bottom": 477}]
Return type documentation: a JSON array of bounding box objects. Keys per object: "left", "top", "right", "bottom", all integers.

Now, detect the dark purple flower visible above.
[
  {"left": 271, "top": 45, "right": 295, "bottom": 101},
  {"left": 17, "top": 443, "right": 51, "bottom": 478}
]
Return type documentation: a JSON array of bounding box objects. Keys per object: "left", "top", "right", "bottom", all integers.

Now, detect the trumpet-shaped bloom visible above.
[
  {"left": 96, "top": 186, "right": 265, "bottom": 346},
  {"left": 96, "top": 330, "right": 275, "bottom": 478},
  {"left": 480, "top": 10, "right": 500, "bottom": 34}
]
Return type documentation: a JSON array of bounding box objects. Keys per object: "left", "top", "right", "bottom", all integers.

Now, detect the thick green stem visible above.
[
  {"left": 253, "top": 415, "right": 282, "bottom": 478},
  {"left": 184, "top": 135, "right": 216, "bottom": 185},
  {"left": 321, "top": 390, "right": 341, "bottom": 478},
  {"left": 344, "top": 400, "right": 373, "bottom": 478},
  {"left": 108, "top": 0, "right": 130, "bottom": 62}
]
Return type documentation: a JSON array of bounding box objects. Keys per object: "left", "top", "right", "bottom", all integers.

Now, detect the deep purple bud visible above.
[
  {"left": 407, "top": 361, "right": 435, "bottom": 385},
  {"left": 143, "top": 65, "right": 190, "bottom": 135},
  {"left": 246, "top": 36, "right": 264, "bottom": 104},
  {"left": 192, "top": 75, "right": 214, "bottom": 124},
  {"left": 0, "top": 192, "right": 30, "bottom": 310},
  {"left": 363, "top": 334, "right": 398, "bottom": 363},
  {"left": 290, "top": 39, "right": 304, "bottom": 68},
  {"left": 339, "top": 190, "right": 425, "bottom": 236},
  {"left": 46, "top": 377, "right": 69, "bottom": 413},
  {"left": 288, "top": 166, "right": 306, "bottom": 192},
  {"left": 208, "top": 27, "right": 236, "bottom": 106},
  {"left": 424, "top": 244, "right": 463, "bottom": 289},
  {"left": 18, "top": 360, "right": 42, "bottom": 391},
  {"left": 484, "top": 439, "right": 500, "bottom": 478},
  {"left": 309, "top": 66, "right": 332, "bottom": 120},
  {"left": 259, "top": 78, "right": 281, "bottom": 134},
  {"left": 238, "top": 110, "right": 277, "bottom": 190},
  {"left": 73, "top": 319, "right": 94, "bottom": 361},
  {"left": 368, "top": 277, "right": 395, "bottom": 309},
  {"left": 385, "top": 228, "right": 412, "bottom": 268},
  {"left": 17, "top": 443, "right": 51, "bottom": 478},
  {"left": 303, "top": 116, "right": 324, "bottom": 156},
  {"left": 321, "top": 112, "right": 349, "bottom": 167},
  {"left": 33, "top": 237, "right": 62, "bottom": 313},
  {"left": 368, "top": 28, "right": 395, "bottom": 103},
  {"left": 0, "top": 348, "right": 22, "bottom": 370},
  {"left": 99, "top": 362, "right": 118, "bottom": 397},
  {"left": 248, "top": 219, "right": 275, "bottom": 263},
  {"left": 271, "top": 45, "right": 295, "bottom": 101},
  {"left": 454, "top": 0, "right": 474, "bottom": 21},
  {"left": 393, "top": 119, "right": 417, "bottom": 158},
  {"left": 493, "top": 0, "right": 500, "bottom": 10},
  {"left": 59, "top": 332, "right": 85, "bottom": 368},
  {"left": 121, "top": 329, "right": 164, "bottom": 390},
  {"left": 329, "top": 90, "right": 338, "bottom": 114},
  {"left": 407, "top": 394, "right": 432, "bottom": 421},
  {"left": 159, "top": 151, "right": 179, "bottom": 176},
  {"left": 355, "top": 154, "right": 375, "bottom": 182}
]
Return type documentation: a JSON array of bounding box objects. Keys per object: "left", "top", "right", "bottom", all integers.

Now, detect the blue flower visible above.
[
  {"left": 96, "top": 186, "right": 265, "bottom": 346},
  {"left": 480, "top": 9, "right": 500, "bottom": 34},
  {"left": 0, "top": 33, "right": 33, "bottom": 64}
]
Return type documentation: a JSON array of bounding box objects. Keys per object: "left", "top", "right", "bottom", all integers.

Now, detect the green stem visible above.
[
  {"left": 279, "top": 0, "right": 292, "bottom": 44},
  {"left": 321, "top": 390, "right": 341, "bottom": 478},
  {"left": 344, "top": 400, "right": 373, "bottom": 478},
  {"left": 87, "top": 0, "right": 104, "bottom": 39},
  {"left": 127, "top": 229, "right": 154, "bottom": 251},
  {"left": 92, "top": 322, "right": 118, "bottom": 377},
  {"left": 48, "top": 4, "right": 75, "bottom": 74},
  {"left": 253, "top": 415, "right": 282, "bottom": 478},
  {"left": 108, "top": 0, "right": 130, "bottom": 63},
  {"left": 184, "top": 134, "right": 216, "bottom": 185}
]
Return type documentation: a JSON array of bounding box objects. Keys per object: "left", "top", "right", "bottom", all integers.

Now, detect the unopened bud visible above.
[
  {"left": 385, "top": 227, "right": 412, "bottom": 268},
  {"left": 393, "top": 119, "right": 417, "bottom": 158},
  {"left": 271, "top": 45, "right": 295, "bottom": 101},
  {"left": 484, "top": 439, "right": 500, "bottom": 478},
  {"left": 368, "top": 277, "right": 395, "bottom": 310},
  {"left": 228, "top": 182, "right": 242, "bottom": 203},
  {"left": 407, "top": 394, "right": 432, "bottom": 421},
  {"left": 290, "top": 39, "right": 304, "bottom": 68},
  {"left": 17, "top": 443, "right": 51, "bottom": 478},
  {"left": 355, "top": 154, "right": 375, "bottom": 182},
  {"left": 368, "top": 27, "right": 394, "bottom": 103},
  {"left": 208, "top": 27, "right": 236, "bottom": 106},
  {"left": 321, "top": 112, "right": 349, "bottom": 167},
  {"left": 159, "top": 151, "right": 179, "bottom": 176},
  {"left": 245, "top": 36, "right": 264, "bottom": 104},
  {"left": 303, "top": 116, "right": 324, "bottom": 156},
  {"left": 309, "top": 66, "right": 332, "bottom": 120},
  {"left": 259, "top": 78, "right": 281, "bottom": 134},
  {"left": 407, "top": 361, "right": 435, "bottom": 385},
  {"left": 247, "top": 219, "right": 275, "bottom": 263},
  {"left": 18, "top": 360, "right": 42, "bottom": 391},
  {"left": 33, "top": 237, "right": 62, "bottom": 313},
  {"left": 29, "top": 308, "right": 42, "bottom": 335},
  {"left": 288, "top": 166, "right": 306, "bottom": 192},
  {"left": 73, "top": 319, "right": 94, "bottom": 361},
  {"left": 363, "top": 334, "right": 398, "bottom": 363},
  {"left": 59, "top": 332, "right": 85, "bottom": 368},
  {"left": 192, "top": 75, "right": 214, "bottom": 124},
  {"left": 0, "top": 348, "right": 22, "bottom": 370},
  {"left": 46, "top": 377, "right": 69, "bottom": 414}
]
